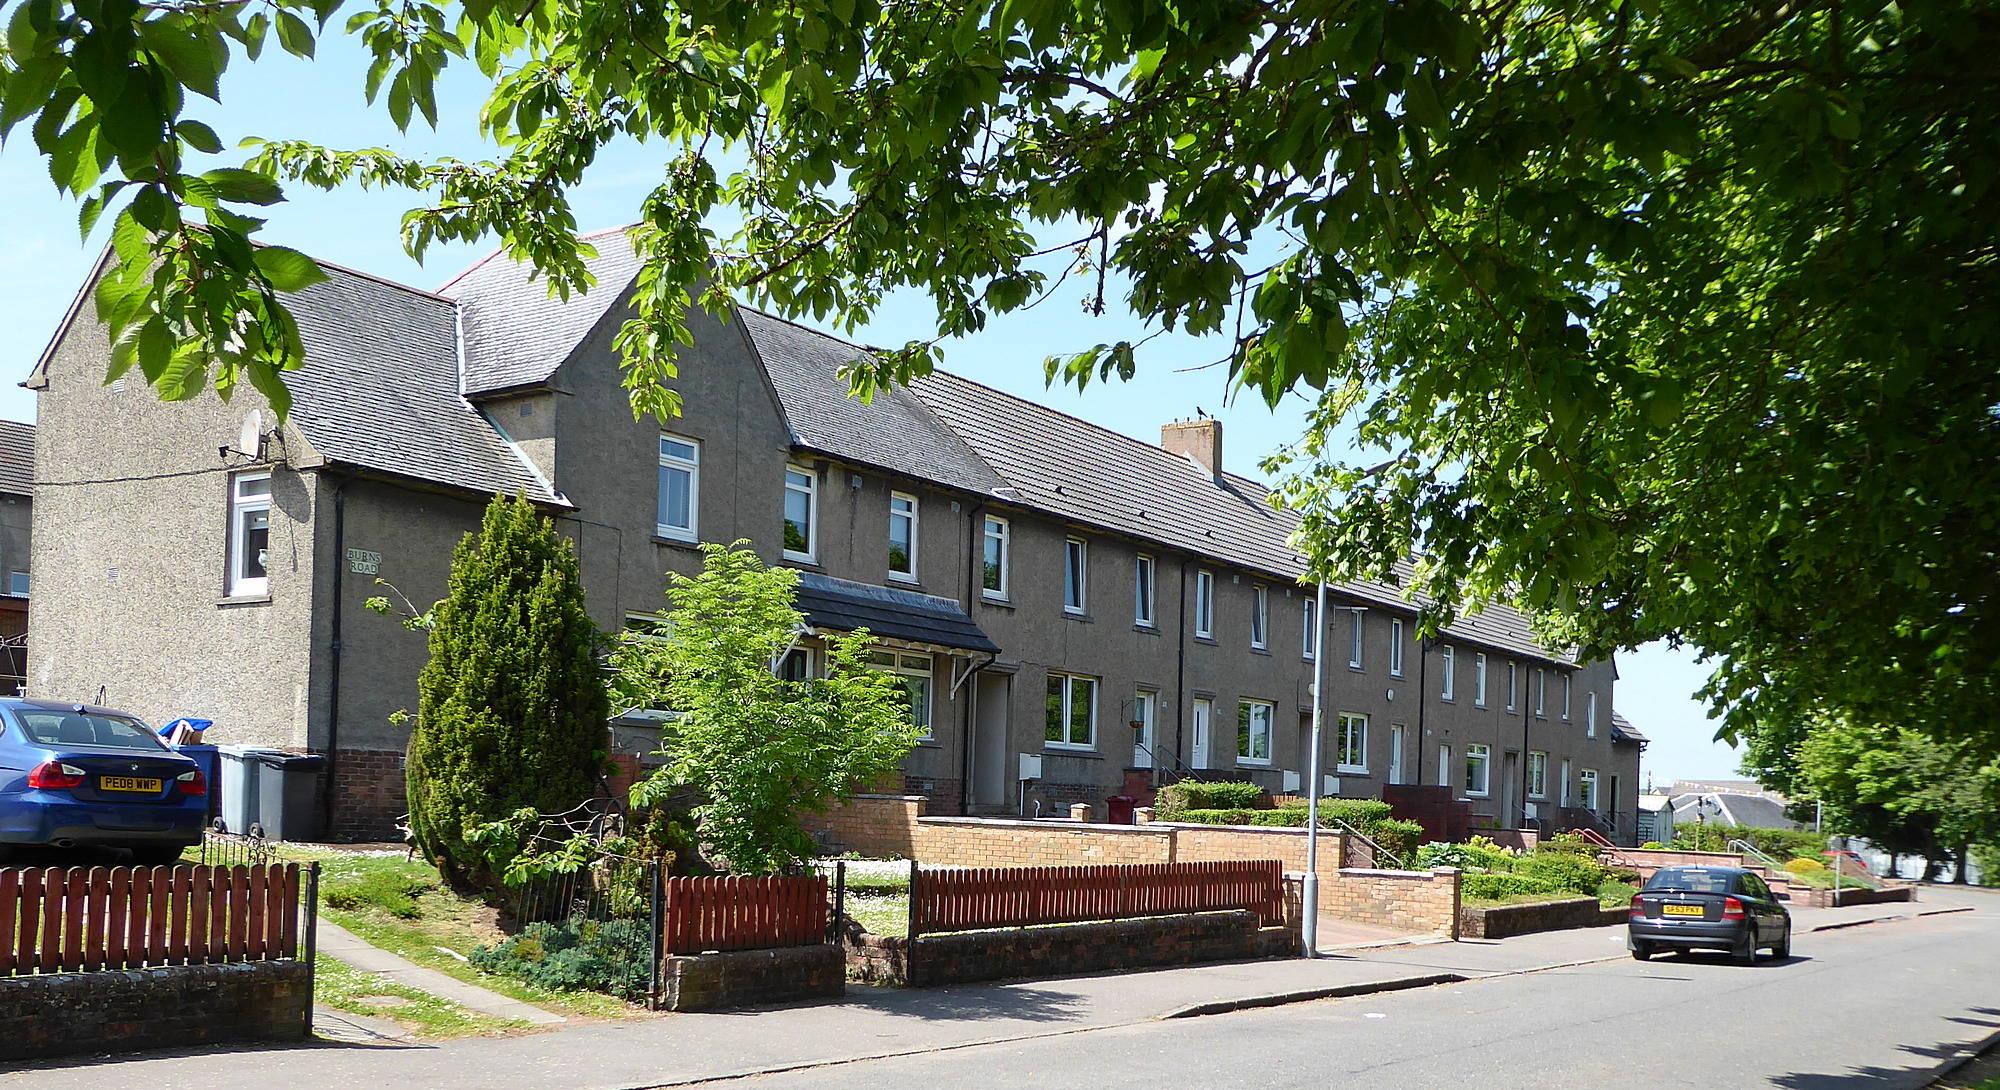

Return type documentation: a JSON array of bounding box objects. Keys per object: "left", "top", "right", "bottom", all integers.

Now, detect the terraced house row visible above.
[{"left": 23, "top": 229, "right": 1643, "bottom": 842}]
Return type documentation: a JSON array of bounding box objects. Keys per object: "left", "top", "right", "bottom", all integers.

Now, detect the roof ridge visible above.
[{"left": 310, "top": 255, "right": 456, "bottom": 304}]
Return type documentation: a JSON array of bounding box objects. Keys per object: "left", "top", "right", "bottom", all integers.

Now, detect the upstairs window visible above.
[
  {"left": 1134, "top": 555, "right": 1156, "bottom": 627},
  {"left": 1535, "top": 668, "right": 1547, "bottom": 716},
  {"left": 656, "top": 433, "right": 700, "bottom": 543},
  {"left": 1474, "top": 653, "right": 1488, "bottom": 707},
  {"left": 1389, "top": 619, "right": 1406, "bottom": 676},
  {"left": 1194, "top": 570, "right": 1215, "bottom": 638},
  {"left": 1348, "top": 609, "right": 1364, "bottom": 668},
  {"left": 782, "top": 466, "right": 817, "bottom": 561},
  {"left": 1562, "top": 673, "right": 1573, "bottom": 720},
  {"left": 1301, "top": 597, "right": 1317, "bottom": 660},
  {"left": 1249, "top": 586, "right": 1268, "bottom": 649},
  {"left": 229, "top": 472, "right": 272, "bottom": 597},
  {"left": 1586, "top": 690, "right": 1599, "bottom": 738},
  {"left": 981, "top": 516, "right": 1010, "bottom": 599},
  {"left": 1439, "top": 644, "right": 1456, "bottom": 701},
  {"left": 1237, "top": 699, "right": 1273, "bottom": 763},
  {"left": 888, "top": 492, "right": 918, "bottom": 581},
  {"left": 1507, "top": 662, "right": 1519, "bottom": 711},
  {"left": 1064, "top": 537, "right": 1088, "bottom": 614}
]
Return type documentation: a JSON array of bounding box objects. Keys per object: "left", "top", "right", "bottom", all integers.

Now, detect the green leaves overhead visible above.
[{"left": 4, "top": 0, "right": 1997, "bottom": 758}]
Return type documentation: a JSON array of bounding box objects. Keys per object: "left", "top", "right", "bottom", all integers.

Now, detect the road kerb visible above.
[
  {"left": 1160, "top": 973, "right": 1468, "bottom": 1019},
  {"left": 1920, "top": 1023, "right": 2000, "bottom": 1088}
]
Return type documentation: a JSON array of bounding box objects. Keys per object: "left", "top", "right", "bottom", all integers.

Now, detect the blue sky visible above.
[{"left": 0, "top": 34, "right": 1746, "bottom": 782}]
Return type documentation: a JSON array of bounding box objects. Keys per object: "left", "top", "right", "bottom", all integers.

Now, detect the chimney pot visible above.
[{"left": 1161, "top": 417, "right": 1222, "bottom": 480}]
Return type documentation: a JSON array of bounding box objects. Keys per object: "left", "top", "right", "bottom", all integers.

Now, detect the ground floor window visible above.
[
  {"left": 1579, "top": 768, "right": 1599, "bottom": 810},
  {"left": 869, "top": 651, "right": 933, "bottom": 739},
  {"left": 1464, "top": 743, "right": 1490, "bottom": 797},
  {"left": 1237, "top": 699, "right": 1273, "bottom": 763},
  {"left": 1337, "top": 713, "right": 1368, "bottom": 773},
  {"left": 1526, "top": 750, "right": 1548, "bottom": 799},
  {"left": 1045, "top": 672, "right": 1096, "bottom": 748}
]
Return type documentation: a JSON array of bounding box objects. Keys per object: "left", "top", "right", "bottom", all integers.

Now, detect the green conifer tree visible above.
[{"left": 406, "top": 494, "right": 608, "bottom": 890}]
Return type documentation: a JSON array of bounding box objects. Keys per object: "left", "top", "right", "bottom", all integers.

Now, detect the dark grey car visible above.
[{"left": 1628, "top": 865, "right": 1791, "bottom": 964}]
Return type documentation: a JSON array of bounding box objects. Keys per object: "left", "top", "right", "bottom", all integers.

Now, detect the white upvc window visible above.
[
  {"left": 656, "top": 433, "right": 700, "bottom": 542},
  {"left": 1063, "top": 537, "right": 1088, "bottom": 614},
  {"left": 1561, "top": 673, "right": 1573, "bottom": 720},
  {"left": 1194, "top": 570, "right": 1215, "bottom": 638},
  {"left": 1436, "top": 744, "right": 1451, "bottom": 788},
  {"left": 1301, "top": 597, "right": 1317, "bottom": 661},
  {"left": 782, "top": 465, "right": 817, "bottom": 562},
  {"left": 887, "top": 492, "right": 918, "bottom": 581},
  {"left": 981, "top": 516, "right": 1010, "bottom": 600},
  {"left": 1526, "top": 750, "right": 1549, "bottom": 799},
  {"left": 1507, "top": 662, "right": 1519, "bottom": 711},
  {"left": 1440, "top": 644, "right": 1456, "bottom": 701},
  {"left": 1389, "top": 619, "right": 1405, "bottom": 676},
  {"left": 228, "top": 472, "right": 272, "bottom": 597},
  {"left": 1535, "top": 668, "right": 1547, "bottom": 716},
  {"left": 1237, "top": 699, "right": 1274, "bottom": 763},
  {"left": 1249, "top": 586, "right": 1268, "bottom": 649},
  {"left": 1474, "top": 653, "right": 1488, "bottom": 707},
  {"left": 1337, "top": 712, "right": 1369, "bottom": 774},
  {"left": 1348, "top": 609, "right": 1364, "bottom": 668},
  {"left": 1586, "top": 690, "right": 1599, "bottom": 738},
  {"left": 777, "top": 646, "right": 817, "bottom": 682},
  {"left": 1463, "top": 744, "right": 1491, "bottom": 797},
  {"left": 869, "top": 651, "right": 934, "bottom": 739},
  {"left": 1134, "top": 555, "right": 1156, "bottom": 627},
  {"left": 1579, "top": 768, "right": 1600, "bottom": 810},
  {"left": 1045, "top": 672, "right": 1097, "bottom": 748}
]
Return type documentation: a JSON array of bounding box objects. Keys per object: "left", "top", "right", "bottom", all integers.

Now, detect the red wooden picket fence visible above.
[
  {"left": 0, "top": 864, "right": 304, "bottom": 976},
  {"left": 911, "top": 860, "right": 1285, "bottom": 936},
  {"left": 660, "top": 875, "right": 829, "bottom": 955}
]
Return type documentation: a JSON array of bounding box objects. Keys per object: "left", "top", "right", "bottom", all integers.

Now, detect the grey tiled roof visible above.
[
  {"left": 906, "top": 370, "right": 1570, "bottom": 664},
  {"left": 284, "top": 266, "right": 556, "bottom": 502},
  {"left": 438, "top": 227, "right": 644, "bottom": 396},
  {"left": 795, "top": 572, "right": 1001, "bottom": 653},
  {"left": 740, "top": 311, "right": 1007, "bottom": 496},
  {"left": 1610, "top": 711, "right": 1647, "bottom": 743},
  {"left": 0, "top": 420, "right": 33, "bottom": 496}
]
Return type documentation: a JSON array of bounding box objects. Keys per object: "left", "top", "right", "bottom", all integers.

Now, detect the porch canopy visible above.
[{"left": 793, "top": 573, "right": 1000, "bottom": 655}]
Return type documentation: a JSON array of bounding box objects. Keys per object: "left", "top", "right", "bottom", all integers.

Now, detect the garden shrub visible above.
[
  {"left": 1669, "top": 823, "right": 1828, "bottom": 860},
  {"left": 1461, "top": 873, "right": 1561, "bottom": 900},
  {"left": 1641, "top": 841, "right": 1667, "bottom": 850},
  {"left": 1596, "top": 878, "right": 1638, "bottom": 907},
  {"left": 1783, "top": 857, "right": 1825, "bottom": 873},
  {"left": 471, "top": 917, "right": 653, "bottom": 1000},
  {"left": 1519, "top": 851, "right": 1608, "bottom": 896},
  {"left": 1416, "top": 840, "right": 1519, "bottom": 873},
  {"left": 1538, "top": 832, "right": 1604, "bottom": 857},
  {"left": 1156, "top": 780, "right": 1265, "bottom": 817}
]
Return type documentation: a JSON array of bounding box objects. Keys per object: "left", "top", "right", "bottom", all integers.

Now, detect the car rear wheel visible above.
[
  {"left": 1630, "top": 941, "right": 1654, "bottom": 961},
  {"left": 1771, "top": 925, "right": 1791, "bottom": 959},
  {"left": 1732, "top": 930, "right": 1759, "bottom": 965}
]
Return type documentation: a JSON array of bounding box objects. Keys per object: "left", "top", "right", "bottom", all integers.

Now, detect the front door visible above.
[
  {"left": 1191, "top": 697, "right": 1213, "bottom": 769},
  {"left": 1501, "top": 752, "right": 1519, "bottom": 829},
  {"left": 1387, "top": 724, "right": 1406, "bottom": 784},
  {"left": 1133, "top": 690, "right": 1156, "bottom": 768},
  {"left": 971, "top": 673, "right": 1011, "bottom": 810}
]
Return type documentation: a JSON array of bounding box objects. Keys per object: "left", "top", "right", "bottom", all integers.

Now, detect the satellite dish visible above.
[{"left": 238, "top": 409, "right": 263, "bottom": 459}]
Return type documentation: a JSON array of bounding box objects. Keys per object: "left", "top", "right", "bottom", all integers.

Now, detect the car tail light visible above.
[
  {"left": 1628, "top": 895, "right": 1648, "bottom": 919},
  {"left": 1722, "top": 896, "right": 1747, "bottom": 920},
  {"left": 27, "top": 761, "right": 87, "bottom": 790},
  {"left": 176, "top": 768, "right": 208, "bottom": 797}
]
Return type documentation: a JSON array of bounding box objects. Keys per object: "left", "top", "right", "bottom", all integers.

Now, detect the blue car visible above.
[{"left": 0, "top": 699, "right": 207, "bottom": 864}]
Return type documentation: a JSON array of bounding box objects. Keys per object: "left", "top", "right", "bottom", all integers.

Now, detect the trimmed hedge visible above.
[
  {"left": 1783, "top": 858, "right": 1825, "bottom": 873},
  {"left": 1168, "top": 802, "right": 1423, "bottom": 865},
  {"left": 1155, "top": 780, "right": 1264, "bottom": 817},
  {"left": 1519, "top": 851, "right": 1609, "bottom": 896},
  {"left": 1462, "top": 873, "right": 1561, "bottom": 900}
]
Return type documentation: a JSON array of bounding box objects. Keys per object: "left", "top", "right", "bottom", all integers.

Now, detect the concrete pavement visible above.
[
  {"left": 2, "top": 889, "right": 1984, "bottom": 1089},
  {"left": 317, "top": 919, "right": 567, "bottom": 1026}
]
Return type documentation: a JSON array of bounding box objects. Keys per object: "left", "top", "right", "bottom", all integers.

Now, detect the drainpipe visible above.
[
  {"left": 1172, "top": 557, "right": 1188, "bottom": 780},
  {"left": 1520, "top": 671, "right": 1532, "bottom": 832},
  {"left": 1415, "top": 634, "right": 1430, "bottom": 785},
  {"left": 321, "top": 473, "right": 352, "bottom": 835},
  {"left": 959, "top": 502, "right": 986, "bottom": 815}
]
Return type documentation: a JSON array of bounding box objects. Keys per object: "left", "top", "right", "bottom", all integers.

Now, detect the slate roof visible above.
[
  {"left": 1610, "top": 711, "right": 1647, "bottom": 744},
  {"left": 437, "top": 227, "right": 645, "bottom": 397},
  {"left": 794, "top": 572, "right": 1001, "bottom": 654},
  {"left": 0, "top": 421, "right": 33, "bottom": 496},
  {"left": 282, "top": 266, "right": 557, "bottom": 502},
  {"left": 741, "top": 311, "right": 1006, "bottom": 496}
]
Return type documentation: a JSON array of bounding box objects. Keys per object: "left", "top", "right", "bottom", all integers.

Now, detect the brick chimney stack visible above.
[{"left": 1161, "top": 416, "right": 1222, "bottom": 480}]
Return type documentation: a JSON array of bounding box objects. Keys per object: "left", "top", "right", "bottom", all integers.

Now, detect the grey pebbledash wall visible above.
[{"left": 0, "top": 959, "right": 311, "bottom": 1061}]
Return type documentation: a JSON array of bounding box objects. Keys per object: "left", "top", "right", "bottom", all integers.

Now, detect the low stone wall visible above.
[
  {"left": 846, "top": 910, "right": 1293, "bottom": 987},
  {"left": 1600, "top": 847, "right": 1747, "bottom": 869},
  {"left": 1459, "top": 895, "right": 1606, "bottom": 939},
  {"left": 0, "top": 960, "right": 310, "bottom": 1061},
  {"left": 1327, "top": 868, "right": 1463, "bottom": 939},
  {"left": 659, "top": 944, "right": 846, "bottom": 1012},
  {"left": 807, "top": 794, "right": 929, "bottom": 857},
  {"left": 1793, "top": 884, "right": 1914, "bottom": 909}
]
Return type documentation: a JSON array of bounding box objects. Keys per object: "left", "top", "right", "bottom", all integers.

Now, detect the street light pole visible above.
[{"left": 1303, "top": 579, "right": 1328, "bottom": 958}]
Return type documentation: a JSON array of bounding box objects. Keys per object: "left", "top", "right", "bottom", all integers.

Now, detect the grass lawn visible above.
[
  {"left": 830, "top": 866, "right": 911, "bottom": 938},
  {"left": 281, "top": 846, "right": 642, "bottom": 1024}
]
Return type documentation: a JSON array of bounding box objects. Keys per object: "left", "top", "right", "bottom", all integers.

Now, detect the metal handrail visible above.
[
  {"left": 1727, "top": 839, "right": 1786, "bottom": 872},
  {"left": 1321, "top": 814, "right": 1410, "bottom": 871}
]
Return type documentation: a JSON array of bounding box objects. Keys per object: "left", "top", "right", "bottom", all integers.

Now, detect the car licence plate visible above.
[
  {"left": 99, "top": 777, "right": 161, "bottom": 793},
  {"left": 1661, "top": 903, "right": 1704, "bottom": 917}
]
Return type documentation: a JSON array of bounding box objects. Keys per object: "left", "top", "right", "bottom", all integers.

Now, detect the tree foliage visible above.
[
  {"left": 4, "top": 0, "right": 1996, "bottom": 752},
  {"left": 407, "top": 493, "right": 608, "bottom": 891},
  {"left": 614, "top": 542, "right": 919, "bottom": 875}
]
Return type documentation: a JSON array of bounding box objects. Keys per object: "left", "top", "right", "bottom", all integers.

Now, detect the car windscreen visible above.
[
  {"left": 13, "top": 710, "right": 166, "bottom": 752},
  {"left": 1643, "top": 867, "right": 1733, "bottom": 894}
]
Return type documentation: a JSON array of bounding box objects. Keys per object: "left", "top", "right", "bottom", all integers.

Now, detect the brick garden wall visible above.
[
  {"left": 1459, "top": 895, "right": 1606, "bottom": 939},
  {"left": 807, "top": 794, "right": 928, "bottom": 857},
  {"left": 0, "top": 960, "right": 311, "bottom": 1061},
  {"left": 914, "top": 817, "right": 1175, "bottom": 867},
  {"left": 1320, "top": 868, "right": 1462, "bottom": 938},
  {"left": 659, "top": 944, "right": 845, "bottom": 1012},
  {"left": 846, "top": 910, "right": 1294, "bottom": 987},
  {"left": 323, "top": 747, "right": 406, "bottom": 842}
]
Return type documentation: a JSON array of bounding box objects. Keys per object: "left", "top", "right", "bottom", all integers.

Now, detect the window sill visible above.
[
  {"left": 888, "top": 574, "right": 922, "bottom": 587},
  {"left": 1347, "top": 664, "right": 1365, "bottom": 672},
  {"left": 980, "top": 595, "right": 1014, "bottom": 610},
  {"left": 1249, "top": 646, "right": 1270, "bottom": 656},
  {"left": 1133, "top": 623, "right": 1160, "bottom": 635},
  {"left": 782, "top": 553, "right": 819, "bottom": 567},
  {"left": 652, "top": 535, "right": 701, "bottom": 550},
  {"left": 1043, "top": 745, "right": 1101, "bottom": 758},
  {"left": 1236, "top": 757, "right": 1273, "bottom": 767},
  {"left": 1336, "top": 766, "right": 1370, "bottom": 777},
  {"left": 1464, "top": 791, "right": 1490, "bottom": 800},
  {"left": 218, "top": 595, "right": 273, "bottom": 608},
  {"left": 1193, "top": 635, "right": 1216, "bottom": 645},
  {"left": 1063, "top": 611, "right": 1093, "bottom": 622}
]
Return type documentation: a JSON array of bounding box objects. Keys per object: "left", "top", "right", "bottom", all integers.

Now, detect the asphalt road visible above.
[{"left": 714, "top": 895, "right": 2000, "bottom": 1090}]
